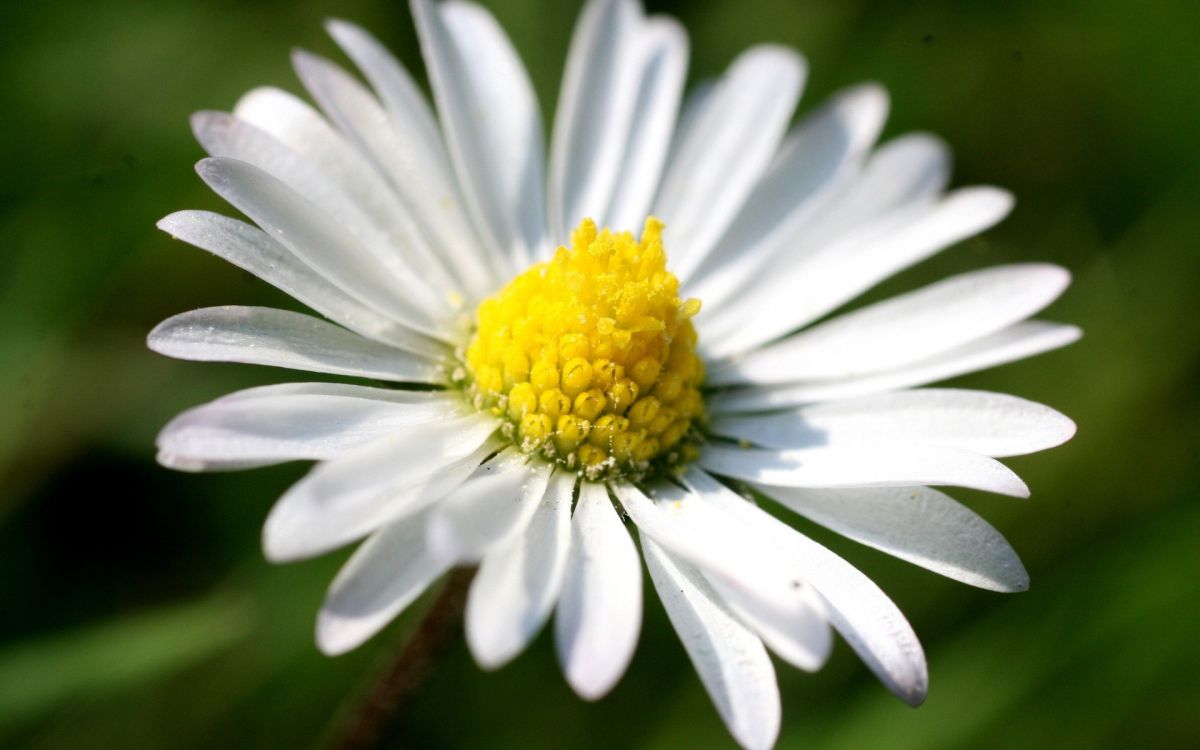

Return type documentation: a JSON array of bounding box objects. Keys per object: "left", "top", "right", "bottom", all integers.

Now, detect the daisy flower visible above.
[{"left": 150, "top": 1, "right": 1078, "bottom": 747}]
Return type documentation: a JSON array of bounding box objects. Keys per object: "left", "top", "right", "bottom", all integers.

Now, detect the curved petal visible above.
[
  {"left": 710, "top": 320, "right": 1082, "bottom": 413},
  {"left": 655, "top": 46, "right": 806, "bottom": 281},
  {"left": 555, "top": 481, "right": 642, "bottom": 700},
  {"left": 549, "top": 0, "right": 644, "bottom": 240},
  {"left": 411, "top": 0, "right": 546, "bottom": 269},
  {"left": 615, "top": 481, "right": 831, "bottom": 671},
  {"left": 466, "top": 471, "right": 575, "bottom": 669},
  {"left": 156, "top": 211, "right": 444, "bottom": 357},
  {"left": 689, "top": 468, "right": 928, "bottom": 706},
  {"left": 711, "top": 389, "right": 1077, "bottom": 458},
  {"left": 425, "top": 453, "right": 552, "bottom": 565},
  {"left": 195, "top": 157, "right": 449, "bottom": 338},
  {"left": 708, "top": 264, "right": 1071, "bottom": 385},
  {"left": 760, "top": 485, "right": 1029, "bottom": 592},
  {"left": 316, "top": 506, "right": 449, "bottom": 655},
  {"left": 699, "top": 442, "right": 1030, "bottom": 498},
  {"left": 156, "top": 384, "right": 456, "bottom": 471},
  {"left": 602, "top": 16, "right": 688, "bottom": 233},
  {"left": 148, "top": 306, "right": 443, "bottom": 382},
  {"left": 323, "top": 19, "right": 447, "bottom": 176},
  {"left": 703, "top": 186, "right": 1015, "bottom": 358},
  {"left": 643, "top": 538, "right": 780, "bottom": 750},
  {"left": 262, "top": 415, "right": 498, "bottom": 562},
  {"left": 686, "top": 83, "right": 888, "bottom": 297},
  {"left": 190, "top": 108, "right": 458, "bottom": 306},
  {"left": 290, "top": 50, "right": 492, "bottom": 299}
]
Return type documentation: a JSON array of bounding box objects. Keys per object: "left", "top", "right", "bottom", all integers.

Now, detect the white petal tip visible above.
[
  {"left": 155, "top": 450, "right": 205, "bottom": 473},
  {"left": 315, "top": 611, "right": 373, "bottom": 657},
  {"left": 465, "top": 638, "right": 515, "bottom": 672},
  {"left": 566, "top": 673, "right": 615, "bottom": 703},
  {"left": 324, "top": 17, "right": 353, "bottom": 36},
  {"left": 969, "top": 186, "right": 1016, "bottom": 216}
]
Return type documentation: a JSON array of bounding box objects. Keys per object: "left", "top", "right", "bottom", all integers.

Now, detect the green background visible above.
[{"left": 2, "top": 0, "right": 1198, "bottom": 747}]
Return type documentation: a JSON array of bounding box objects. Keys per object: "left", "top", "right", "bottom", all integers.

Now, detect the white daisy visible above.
[{"left": 150, "top": 1, "right": 1078, "bottom": 748}]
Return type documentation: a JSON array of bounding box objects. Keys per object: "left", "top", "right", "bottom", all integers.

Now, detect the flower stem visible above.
[{"left": 322, "top": 567, "right": 475, "bottom": 750}]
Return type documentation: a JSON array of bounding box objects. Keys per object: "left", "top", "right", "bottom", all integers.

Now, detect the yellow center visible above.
[{"left": 463, "top": 217, "right": 705, "bottom": 480}]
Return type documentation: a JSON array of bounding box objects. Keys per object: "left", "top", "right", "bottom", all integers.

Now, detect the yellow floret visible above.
[{"left": 465, "top": 217, "right": 705, "bottom": 479}]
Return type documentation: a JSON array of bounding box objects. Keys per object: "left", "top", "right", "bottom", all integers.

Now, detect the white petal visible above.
[
  {"left": 548, "top": 0, "right": 644, "bottom": 239},
  {"left": 156, "top": 211, "right": 444, "bottom": 357},
  {"left": 700, "top": 443, "right": 1030, "bottom": 498},
  {"left": 809, "top": 132, "right": 952, "bottom": 233},
  {"left": 190, "top": 108, "right": 457, "bottom": 310},
  {"left": 262, "top": 415, "right": 498, "bottom": 562},
  {"left": 555, "top": 481, "right": 642, "bottom": 700},
  {"left": 692, "top": 473, "right": 928, "bottom": 705},
  {"left": 704, "top": 186, "right": 1015, "bottom": 358},
  {"left": 711, "top": 320, "right": 1082, "bottom": 412},
  {"left": 709, "top": 264, "right": 1071, "bottom": 385},
  {"left": 156, "top": 384, "right": 457, "bottom": 471},
  {"left": 290, "top": 49, "right": 494, "bottom": 299},
  {"left": 602, "top": 16, "right": 689, "bottom": 233},
  {"left": 194, "top": 157, "right": 449, "bottom": 339},
  {"left": 711, "top": 388, "right": 1076, "bottom": 458},
  {"left": 148, "top": 306, "right": 443, "bottom": 382},
  {"left": 696, "top": 129, "right": 950, "bottom": 313},
  {"left": 233, "top": 86, "right": 400, "bottom": 217},
  {"left": 686, "top": 83, "right": 888, "bottom": 297},
  {"left": 643, "top": 538, "right": 780, "bottom": 750},
  {"left": 425, "top": 453, "right": 552, "bottom": 565},
  {"left": 615, "top": 481, "right": 832, "bottom": 671},
  {"left": 316, "top": 506, "right": 449, "bottom": 655},
  {"left": 466, "top": 472, "right": 575, "bottom": 669},
  {"left": 411, "top": 0, "right": 545, "bottom": 268},
  {"left": 656, "top": 46, "right": 806, "bottom": 281},
  {"left": 323, "top": 19, "right": 447, "bottom": 176},
  {"left": 760, "top": 485, "right": 1029, "bottom": 592}
]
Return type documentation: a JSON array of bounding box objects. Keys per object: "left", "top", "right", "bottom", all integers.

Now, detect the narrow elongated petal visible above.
[
  {"left": 643, "top": 538, "right": 780, "bottom": 750},
  {"left": 290, "top": 50, "right": 491, "bottom": 298},
  {"left": 549, "top": 0, "right": 644, "bottom": 239},
  {"left": 687, "top": 84, "right": 888, "bottom": 294},
  {"left": 233, "top": 86, "right": 405, "bottom": 220},
  {"left": 700, "top": 443, "right": 1030, "bottom": 497},
  {"left": 195, "top": 157, "right": 447, "bottom": 338},
  {"left": 656, "top": 46, "right": 807, "bottom": 280},
  {"left": 603, "top": 16, "right": 688, "bottom": 233},
  {"left": 711, "top": 321, "right": 1082, "bottom": 412},
  {"left": 466, "top": 472, "right": 575, "bottom": 669},
  {"left": 156, "top": 384, "right": 456, "bottom": 471},
  {"left": 316, "top": 506, "right": 449, "bottom": 655},
  {"left": 761, "top": 485, "right": 1029, "bottom": 592},
  {"left": 616, "top": 482, "right": 831, "bottom": 671},
  {"left": 156, "top": 211, "right": 444, "bottom": 357},
  {"left": 191, "top": 108, "right": 457, "bottom": 310},
  {"left": 425, "top": 454, "right": 552, "bottom": 565},
  {"left": 689, "top": 469, "right": 928, "bottom": 706},
  {"left": 323, "top": 19, "right": 447, "bottom": 176},
  {"left": 809, "top": 132, "right": 951, "bottom": 232},
  {"left": 411, "top": 0, "right": 545, "bottom": 268},
  {"left": 148, "top": 306, "right": 443, "bottom": 382},
  {"left": 709, "top": 264, "right": 1071, "bottom": 385},
  {"left": 704, "top": 186, "right": 1015, "bottom": 357},
  {"left": 555, "top": 481, "right": 642, "bottom": 700},
  {"left": 711, "top": 389, "right": 1076, "bottom": 458},
  {"left": 262, "top": 417, "right": 498, "bottom": 562}
]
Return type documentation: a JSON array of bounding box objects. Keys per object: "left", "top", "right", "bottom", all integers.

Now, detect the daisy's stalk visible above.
[{"left": 322, "top": 567, "right": 476, "bottom": 750}]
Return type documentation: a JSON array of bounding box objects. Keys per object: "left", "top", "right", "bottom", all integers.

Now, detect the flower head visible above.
[{"left": 150, "top": 1, "right": 1078, "bottom": 747}]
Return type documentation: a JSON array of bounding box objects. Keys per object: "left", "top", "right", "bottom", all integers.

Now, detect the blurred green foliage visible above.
[{"left": 1, "top": 0, "right": 1198, "bottom": 747}]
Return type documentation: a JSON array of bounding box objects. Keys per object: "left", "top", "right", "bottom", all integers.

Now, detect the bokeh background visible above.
[{"left": 2, "top": 0, "right": 1199, "bottom": 747}]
